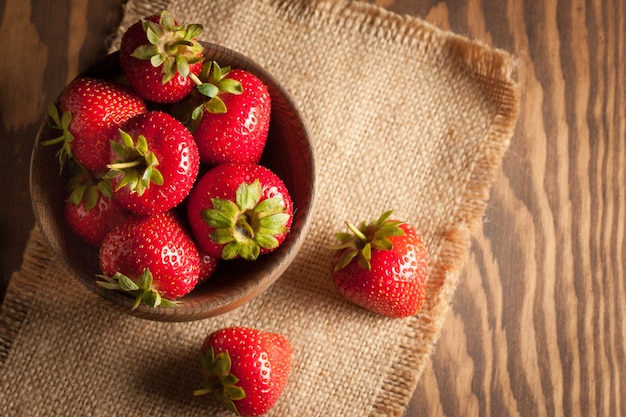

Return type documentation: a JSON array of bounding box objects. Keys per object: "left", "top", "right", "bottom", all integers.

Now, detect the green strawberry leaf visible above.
[
  {"left": 191, "top": 104, "right": 205, "bottom": 121},
  {"left": 107, "top": 131, "right": 163, "bottom": 196},
  {"left": 133, "top": 44, "right": 159, "bottom": 61},
  {"left": 204, "top": 96, "right": 227, "bottom": 114},
  {"left": 158, "top": 10, "right": 176, "bottom": 29},
  {"left": 133, "top": 10, "right": 205, "bottom": 85},
  {"left": 95, "top": 269, "right": 179, "bottom": 309},
  {"left": 197, "top": 82, "right": 219, "bottom": 98},
  {"left": 97, "top": 179, "right": 114, "bottom": 199},
  {"left": 221, "top": 374, "right": 239, "bottom": 386},
  {"left": 117, "top": 273, "right": 140, "bottom": 292},
  {"left": 212, "top": 351, "right": 231, "bottom": 379},
  {"left": 184, "top": 23, "right": 204, "bottom": 40},
  {"left": 236, "top": 180, "right": 262, "bottom": 211},
  {"left": 68, "top": 183, "right": 87, "bottom": 205},
  {"left": 42, "top": 103, "right": 75, "bottom": 172},
  {"left": 330, "top": 210, "right": 406, "bottom": 272},
  {"left": 359, "top": 242, "right": 372, "bottom": 271},
  {"left": 203, "top": 181, "right": 290, "bottom": 261},
  {"left": 142, "top": 289, "right": 161, "bottom": 308},
  {"left": 176, "top": 55, "right": 190, "bottom": 78},
  {"left": 204, "top": 198, "right": 239, "bottom": 228},
  {"left": 224, "top": 385, "right": 246, "bottom": 401},
  {"left": 219, "top": 78, "right": 243, "bottom": 95},
  {"left": 82, "top": 184, "right": 101, "bottom": 212},
  {"left": 47, "top": 102, "right": 62, "bottom": 127},
  {"left": 254, "top": 234, "right": 279, "bottom": 250}
]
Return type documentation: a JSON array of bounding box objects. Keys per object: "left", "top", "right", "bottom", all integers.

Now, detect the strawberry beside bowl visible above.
[{"left": 30, "top": 42, "right": 315, "bottom": 321}]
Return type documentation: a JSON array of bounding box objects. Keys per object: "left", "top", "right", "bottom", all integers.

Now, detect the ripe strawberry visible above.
[
  {"left": 194, "top": 326, "right": 292, "bottom": 417},
  {"left": 44, "top": 78, "right": 146, "bottom": 172},
  {"left": 119, "top": 10, "right": 204, "bottom": 103},
  {"left": 191, "top": 62, "right": 271, "bottom": 165},
  {"left": 105, "top": 110, "right": 200, "bottom": 215},
  {"left": 186, "top": 163, "right": 293, "bottom": 260},
  {"left": 329, "top": 211, "right": 428, "bottom": 318},
  {"left": 97, "top": 211, "right": 200, "bottom": 308},
  {"left": 64, "top": 166, "right": 130, "bottom": 246},
  {"left": 197, "top": 249, "right": 219, "bottom": 285}
]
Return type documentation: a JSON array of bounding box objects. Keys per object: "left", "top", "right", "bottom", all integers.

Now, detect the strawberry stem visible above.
[
  {"left": 189, "top": 72, "right": 203, "bottom": 86},
  {"left": 346, "top": 222, "right": 368, "bottom": 241},
  {"left": 107, "top": 160, "right": 143, "bottom": 170},
  {"left": 236, "top": 215, "right": 256, "bottom": 239}
]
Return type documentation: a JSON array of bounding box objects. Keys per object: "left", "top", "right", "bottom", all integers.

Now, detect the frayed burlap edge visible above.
[
  {"left": 383, "top": 49, "right": 520, "bottom": 416},
  {"left": 367, "top": 48, "right": 519, "bottom": 417}
]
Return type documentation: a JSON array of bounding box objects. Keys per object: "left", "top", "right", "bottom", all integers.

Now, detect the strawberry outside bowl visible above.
[{"left": 29, "top": 42, "right": 315, "bottom": 322}]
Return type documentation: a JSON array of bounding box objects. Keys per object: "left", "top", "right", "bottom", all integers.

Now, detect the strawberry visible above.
[
  {"left": 63, "top": 165, "right": 130, "bottom": 246},
  {"left": 329, "top": 211, "right": 428, "bottom": 318},
  {"left": 194, "top": 326, "right": 292, "bottom": 417},
  {"left": 97, "top": 211, "right": 201, "bottom": 308},
  {"left": 186, "top": 163, "right": 293, "bottom": 260},
  {"left": 197, "top": 249, "right": 219, "bottom": 285},
  {"left": 105, "top": 110, "right": 200, "bottom": 215},
  {"left": 43, "top": 77, "right": 146, "bottom": 172},
  {"left": 119, "top": 10, "right": 204, "bottom": 103},
  {"left": 190, "top": 62, "right": 271, "bottom": 165}
]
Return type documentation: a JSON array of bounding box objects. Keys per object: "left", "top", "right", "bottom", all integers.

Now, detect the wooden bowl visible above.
[{"left": 29, "top": 43, "right": 315, "bottom": 322}]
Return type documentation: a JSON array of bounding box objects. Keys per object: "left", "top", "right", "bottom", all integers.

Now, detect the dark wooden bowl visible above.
[{"left": 29, "top": 42, "right": 315, "bottom": 321}]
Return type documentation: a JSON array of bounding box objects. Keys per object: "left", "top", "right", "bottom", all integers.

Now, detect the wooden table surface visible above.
[{"left": 1, "top": 1, "right": 624, "bottom": 416}]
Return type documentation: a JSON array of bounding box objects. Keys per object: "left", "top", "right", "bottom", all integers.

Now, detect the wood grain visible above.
[{"left": 1, "top": 1, "right": 624, "bottom": 416}]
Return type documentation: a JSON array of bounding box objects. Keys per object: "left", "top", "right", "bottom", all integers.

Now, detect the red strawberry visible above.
[
  {"left": 191, "top": 62, "right": 271, "bottom": 165},
  {"left": 329, "top": 211, "right": 428, "bottom": 318},
  {"left": 197, "top": 249, "right": 219, "bottom": 285},
  {"left": 97, "top": 211, "right": 200, "bottom": 308},
  {"left": 105, "top": 110, "right": 200, "bottom": 215},
  {"left": 194, "top": 326, "right": 292, "bottom": 417},
  {"left": 186, "top": 163, "right": 293, "bottom": 260},
  {"left": 44, "top": 77, "right": 146, "bottom": 172},
  {"left": 64, "top": 166, "right": 130, "bottom": 246},
  {"left": 119, "top": 10, "right": 204, "bottom": 103}
]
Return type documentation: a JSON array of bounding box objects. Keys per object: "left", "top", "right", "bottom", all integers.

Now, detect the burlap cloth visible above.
[{"left": 0, "top": 1, "right": 519, "bottom": 416}]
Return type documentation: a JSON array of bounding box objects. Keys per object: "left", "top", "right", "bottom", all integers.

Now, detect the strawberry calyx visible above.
[
  {"left": 104, "top": 129, "right": 164, "bottom": 196},
  {"left": 202, "top": 180, "right": 290, "bottom": 260},
  {"left": 96, "top": 268, "right": 179, "bottom": 309},
  {"left": 66, "top": 163, "right": 113, "bottom": 212},
  {"left": 42, "top": 103, "right": 74, "bottom": 172},
  {"left": 191, "top": 61, "right": 243, "bottom": 119},
  {"left": 132, "top": 10, "right": 204, "bottom": 85},
  {"left": 193, "top": 346, "right": 246, "bottom": 415},
  {"left": 330, "top": 210, "right": 406, "bottom": 272}
]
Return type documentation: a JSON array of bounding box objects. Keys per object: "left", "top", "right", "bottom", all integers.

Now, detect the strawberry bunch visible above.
[{"left": 43, "top": 10, "right": 292, "bottom": 311}]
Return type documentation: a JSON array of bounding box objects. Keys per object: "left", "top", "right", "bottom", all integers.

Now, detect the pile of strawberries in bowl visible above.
[{"left": 30, "top": 10, "right": 315, "bottom": 322}]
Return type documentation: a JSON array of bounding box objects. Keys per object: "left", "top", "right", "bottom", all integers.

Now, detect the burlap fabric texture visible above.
[{"left": 0, "top": 1, "right": 519, "bottom": 416}]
